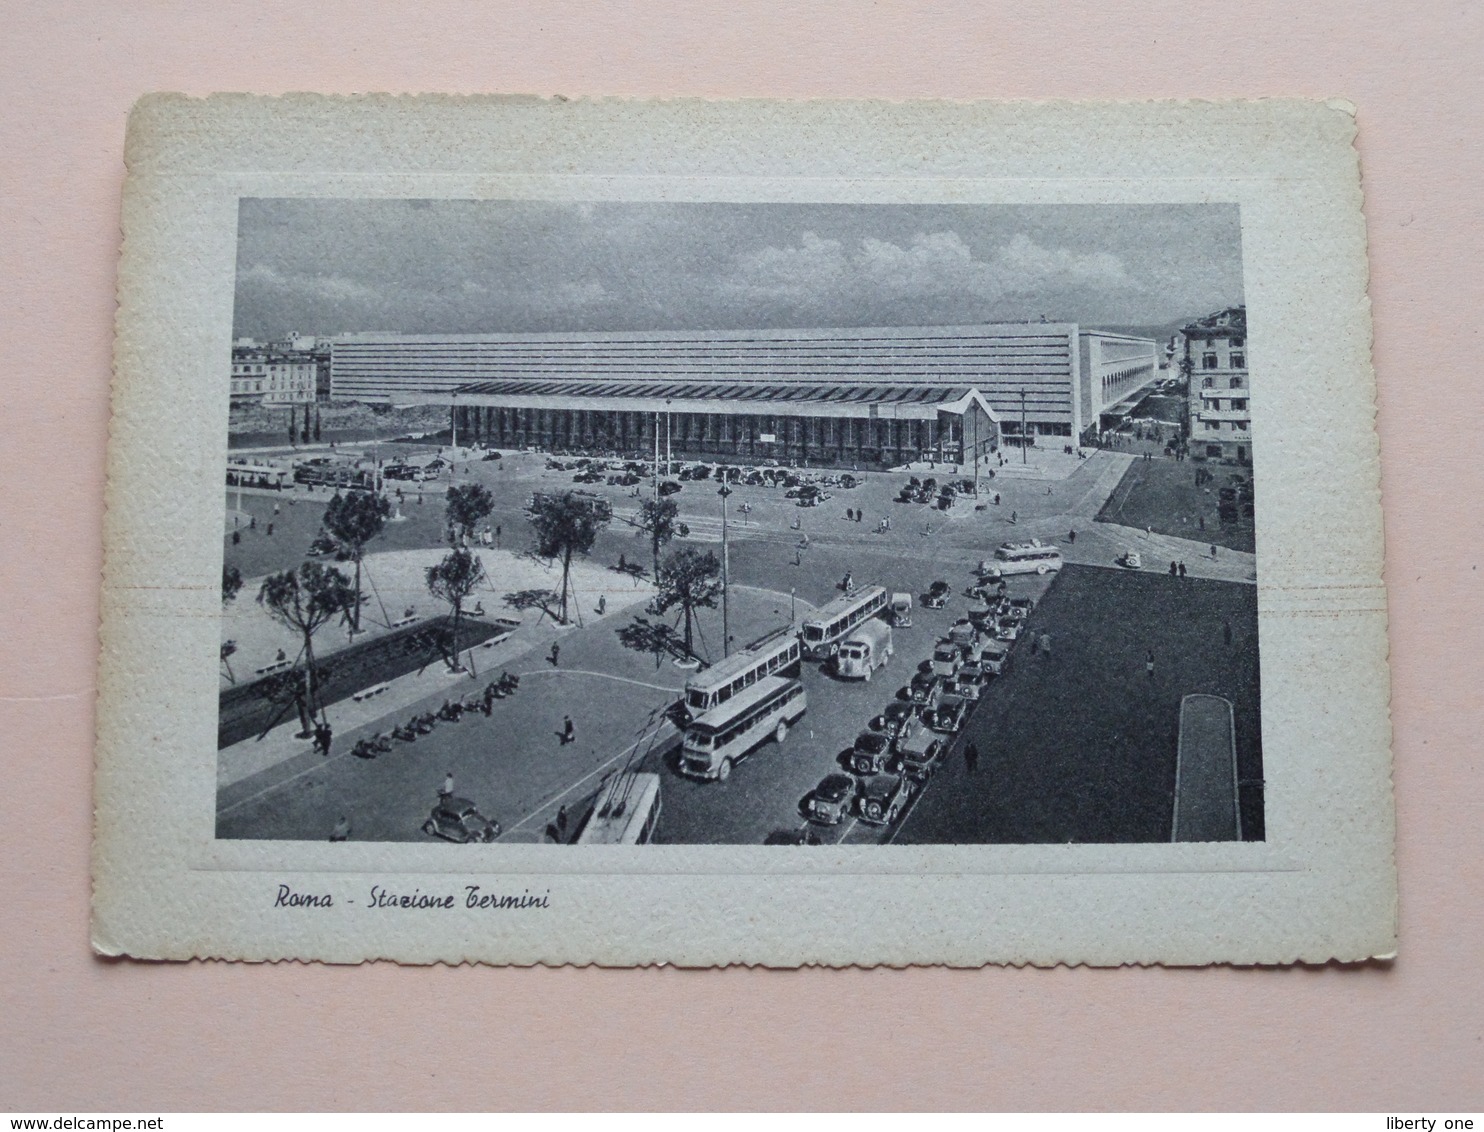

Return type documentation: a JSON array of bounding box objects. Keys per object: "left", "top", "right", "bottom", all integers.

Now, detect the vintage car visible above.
[
  {"left": 849, "top": 730, "right": 894, "bottom": 776},
  {"left": 874, "top": 700, "right": 919, "bottom": 742},
  {"left": 923, "top": 580, "right": 951, "bottom": 609},
  {"left": 926, "top": 692, "right": 970, "bottom": 734},
  {"left": 806, "top": 773, "right": 859, "bottom": 825},
  {"left": 896, "top": 725, "right": 943, "bottom": 783},
  {"left": 993, "top": 616, "right": 1022, "bottom": 642},
  {"left": 954, "top": 661, "right": 987, "bottom": 702},
  {"left": 930, "top": 640, "right": 964, "bottom": 678},
  {"left": 857, "top": 772, "right": 913, "bottom": 826},
  {"left": 657, "top": 480, "right": 683, "bottom": 496},
  {"left": 948, "top": 618, "right": 978, "bottom": 647},
  {"left": 908, "top": 671, "right": 945, "bottom": 708},
  {"left": 978, "top": 638, "right": 1012, "bottom": 676},
  {"left": 421, "top": 796, "right": 501, "bottom": 844},
  {"left": 1006, "top": 596, "right": 1035, "bottom": 620}
]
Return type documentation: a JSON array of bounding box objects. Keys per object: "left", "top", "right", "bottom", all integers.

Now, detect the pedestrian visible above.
[
  {"left": 618, "top": 552, "right": 626, "bottom": 571},
  {"left": 855, "top": 510, "right": 862, "bottom": 523},
  {"left": 794, "top": 547, "right": 802, "bottom": 566},
  {"left": 1145, "top": 525, "right": 1152, "bottom": 538},
  {"left": 1068, "top": 529, "right": 1076, "bottom": 544},
  {"left": 1210, "top": 543, "right": 1219, "bottom": 560},
  {"left": 557, "top": 804, "right": 569, "bottom": 835},
  {"left": 994, "top": 493, "right": 1001, "bottom": 506},
  {"left": 273, "top": 502, "right": 281, "bottom": 516},
  {"left": 440, "top": 771, "right": 454, "bottom": 797},
  {"left": 597, "top": 595, "right": 607, "bottom": 616},
  {"left": 1169, "top": 561, "right": 1178, "bottom": 576},
  {"left": 965, "top": 741, "right": 979, "bottom": 775},
  {"left": 266, "top": 522, "right": 274, "bottom": 537},
  {"left": 1046, "top": 486, "right": 1053, "bottom": 496},
  {"left": 495, "top": 524, "right": 501, "bottom": 543},
  {"left": 1010, "top": 510, "right": 1017, "bottom": 524},
  {"left": 561, "top": 715, "right": 575, "bottom": 744},
  {"left": 250, "top": 514, "right": 257, "bottom": 530},
  {"left": 846, "top": 508, "right": 854, "bottom": 522},
  {"left": 330, "top": 816, "right": 351, "bottom": 842},
  {"left": 1223, "top": 619, "right": 1233, "bottom": 646},
  {"left": 231, "top": 530, "right": 241, "bottom": 544},
  {"left": 1178, "top": 561, "right": 1187, "bottom": 577},
  {"left": 550, "top": 642, "right": 560, "bottom": 667},
  {"left": 1145, "top": 650, "right": 1155, "bottom": 679},
  {"left": 1199, "top": 515, "right": 1206, "bottom": 531}
]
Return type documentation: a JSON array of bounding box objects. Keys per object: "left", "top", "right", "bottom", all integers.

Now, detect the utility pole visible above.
[
  {"left": 451, "top": 396, "right": 458, "bottom": 451},
  {"left": 653, "top": 410, "right": 660, "bottom": 501},
  {"left": 972, "top": 401, "right": 980, "bottom": 498},
  {"left": 718, "top": 482, "right": 732, "bottom": 658},
  {"left": 1020, "top": 388, "right": 1029, "bottom": 465},
  {"left": 665, "top": 399, "right": 672, "bottom": 477}
]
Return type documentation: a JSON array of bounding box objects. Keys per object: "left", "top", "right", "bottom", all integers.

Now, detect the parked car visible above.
[
  {"left": 849, "top": 730, "right": 894, "bottom": 776},
  {"left": 806, "top": 773, "right": 859, "bottom": 825},
  {"left": 896, "top": 726, "right": 943, "bottom": 783},
  {"left": 658, "top": 480, "right": 682, "bottom": 496},
  {"left": 875, "top": 700, "right": 919, "bottom": 742},
  {"left": 926, "top": 692, "right": 970, "bottom": 734},
  {"left": 857, "top": 773, "right": 913, "bottom": 825},
  {"left": 422, "top": 796, "right": 501, "bottom": 843},
  {"left": 908, "top": 671, "right": 946, "bottom": 710},
  {"left": 948, "top": 618, "right": 977, "bottom": 647},
  {"left": 954, "top": 662, "right": 987, "bottom": 702},
  {"left": 993, "top": 616, "right": 1022, "bottom": 642},
  {"left": 978, "top": 638, "right": 1012, "bottom": 676},
  {"left": 931, "top": 641, "right": 963, "bottom": 678},
  {"left": 480, "top": 451, "right": 502, "bottom": 461},
  {"left": 923, "top": 580, "right": 951, "bottom": 609}
]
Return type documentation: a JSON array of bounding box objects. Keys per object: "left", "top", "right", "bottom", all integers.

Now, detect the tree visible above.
[
  {"left": 287, "top": 406, "right": 297, "bottom": 446},
  {"left": 636, "top": 496, "right": 679, "bottom": 583},
  {"left": 257, "top": 562, "right": 357, "bottom": 727},
  {"left": 526, "top": 493, "right": 608, "bottom": 624},
  {"left": 650, "top": 547, "right": 722, "bottom": 660},
  {"left": 445, "top": 483, "right": 495, "bottom": 546},
  {"left": 313, "top": 405, "right": 322, "bottom": 442},
  {"left": 321, "top": 490, "right": 392, "bottom": 632},
  {"left": 425, "top": 548, "right": 486, "bottom": 673}
]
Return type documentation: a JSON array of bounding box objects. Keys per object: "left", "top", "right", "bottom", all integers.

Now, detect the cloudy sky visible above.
[{"left": 233, "top": 199, "right": 1243, "bottom": 338}]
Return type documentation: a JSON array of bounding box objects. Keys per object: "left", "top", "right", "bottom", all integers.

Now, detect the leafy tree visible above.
[
  {"left": 222, "top": 563, "right": 244, "bottom": 606},
  {"left": 636, "top": 496, "right": 679, "bottom": 583},
  {"left": 321, "top": 490, "right": 392, "bottom": 632},
  {"left": 257, "top": 562, "right": 356, "bottom": 725},
  {"left": 425, "top": 548, "right": 486, "bottom": 674},
  {"left": 445, "top": 483, "right": 495, "bottom": 546},
  {"left": 526, "top": 493, "right": 609, "bottom": 624},
  {"left": 650, "top": 547, "right": 721, "bottom": 660}
]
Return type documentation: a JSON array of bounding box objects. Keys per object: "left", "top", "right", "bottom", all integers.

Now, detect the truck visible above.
[{"left": 835, "top": 619, "right": 893, "bottom": 681}]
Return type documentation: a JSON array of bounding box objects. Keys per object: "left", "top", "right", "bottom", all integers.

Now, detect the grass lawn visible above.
[
  {"left": 897, "top": 564, "right": 1263, "bottom": 844},
  {"left": 1096, "top": 458, "right": 1256, "bottom": 554}
]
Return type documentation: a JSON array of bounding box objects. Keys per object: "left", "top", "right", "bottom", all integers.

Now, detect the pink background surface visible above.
[{"left": 2, "top": 0, "right": 1481, "bottom": 1111}]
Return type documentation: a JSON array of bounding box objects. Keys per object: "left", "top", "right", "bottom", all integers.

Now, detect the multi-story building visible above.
[
  {"left": 230, "top": 348, "right": 318, "bottom": 407},
  {"left": 329, "top": 323, "right": 1156, "bottom": 468},
  {"left": 1182, "top": 306, "right": 1250, "bottom": 465}
]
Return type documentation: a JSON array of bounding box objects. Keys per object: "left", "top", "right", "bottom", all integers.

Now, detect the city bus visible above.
[
  {"left": 679, "top": 676, "right": 808, "bottom": 782},
  {"left": 574, "top": 772, "right": 662, "bottom": 845},
  {"left": 978, "top": 539, "right": 1064, "bottom": 578},
  {"left": 529, "top": 489, "right": 614, "bottom": 522},
  {"left": 681, "top": 626, "right": 802, "bottom": 717},
  {"left": 226, "top": 461, "right": 289, "bottom": 490},
  {"left": 799, "top": 585, "right": 889, "bottom": 660},
  {"left": 293, "top": 460, "right": 376, "bottom": 491}
]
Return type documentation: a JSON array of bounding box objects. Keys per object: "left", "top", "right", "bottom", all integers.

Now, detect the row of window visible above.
[
  {"left": 1203, "top": 420, "right": 1250, "bottom": 431},
  {"left": 1201, "top": 352, "right": 1246, "bottom": 369},
  {"left": 1200, "top": 376, "right": 1245, "bottom": 389}
]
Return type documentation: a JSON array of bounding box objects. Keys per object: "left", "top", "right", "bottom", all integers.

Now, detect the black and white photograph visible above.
[{"left": 216, "top": 198, "right": 1262, "bottom": 848}]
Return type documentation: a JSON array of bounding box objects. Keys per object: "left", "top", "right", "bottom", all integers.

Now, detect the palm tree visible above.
[
  {"left": 321, "top": 490, "right": 392, "bottom": 632},
  {"left": 526, "top": 493, "right": 609, "bottom": 624}
]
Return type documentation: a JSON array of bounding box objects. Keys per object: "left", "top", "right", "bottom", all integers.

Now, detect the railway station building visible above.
[{"left": 331, "top": 323, "right": 1156, "bottom": 468}]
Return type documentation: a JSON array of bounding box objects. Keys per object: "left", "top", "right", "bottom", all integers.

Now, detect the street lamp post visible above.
[
  {"left": 665, "top": 398, "right": 672, "bottom": 477},
  {"left": 790, "top": 586, "right": 796, "bottom": 626},
  {"left": 718, "top": 483, "right": 732, "bottom": 658},
  {"left": 1020, "top": 388, "right": 1029, "bottom": 465}
]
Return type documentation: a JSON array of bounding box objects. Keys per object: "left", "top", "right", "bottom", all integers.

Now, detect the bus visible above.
[
  {"left": 681, "top": 626, "right": 802, "bottom": 717},
  {"left": 978, "top": 539, "right": 1064, "bottom": 578},
  {"left": 574, "top": 772, "right": 662, "bottom": 845},
  {"left": 293, "top": 460, "right": 376, "bottom": 491},
  {"left": 226, "top": 461, "right": 289, "bottom": 490},
  {"left": 799, "top": 585, "right": 889, "bottom": 660},
  {"left": 679, "top": 676, "right": 808, "bottom": 782}
]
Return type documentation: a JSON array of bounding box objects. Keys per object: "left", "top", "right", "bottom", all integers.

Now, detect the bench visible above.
[
  {"left": 390, "top": 614, "right": 419, "bottom": 629},
  {"left": 352, "top": 681, "right": 391, "bottom": 703},
  {"left": 255, "top": 659, "right": 292, "bottom": 677}
]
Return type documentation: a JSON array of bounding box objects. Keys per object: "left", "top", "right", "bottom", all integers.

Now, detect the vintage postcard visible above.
[{"left": 93, "top": 95, "right": 1395, "bottom": 965}]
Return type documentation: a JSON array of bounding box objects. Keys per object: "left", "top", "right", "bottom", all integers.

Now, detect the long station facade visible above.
[{"left": 331, "top": 323, "right": 1156, "bottom": 468}]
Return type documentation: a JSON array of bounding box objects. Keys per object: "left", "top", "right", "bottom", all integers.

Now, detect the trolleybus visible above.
[
  {"left": 574, "top": 772, "right": 662, "bottom": 845},
  {"left": 799, "top": 584, "right": 889, "bottom": 660},
  {"left": 681, "top": 626, "right": 802, "bottom": 717},
  {"left": 679, "top": 676, "right": 808, "bottom": 782}
]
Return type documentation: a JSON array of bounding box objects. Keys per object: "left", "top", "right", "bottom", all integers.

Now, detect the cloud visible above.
[{"left": 728, "top": 229, "right": 1136, "bottom": 315}]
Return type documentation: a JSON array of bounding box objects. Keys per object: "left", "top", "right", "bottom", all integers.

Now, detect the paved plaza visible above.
[{"left": 218, "top": 438, "right": 1261, "bottom": 845}]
